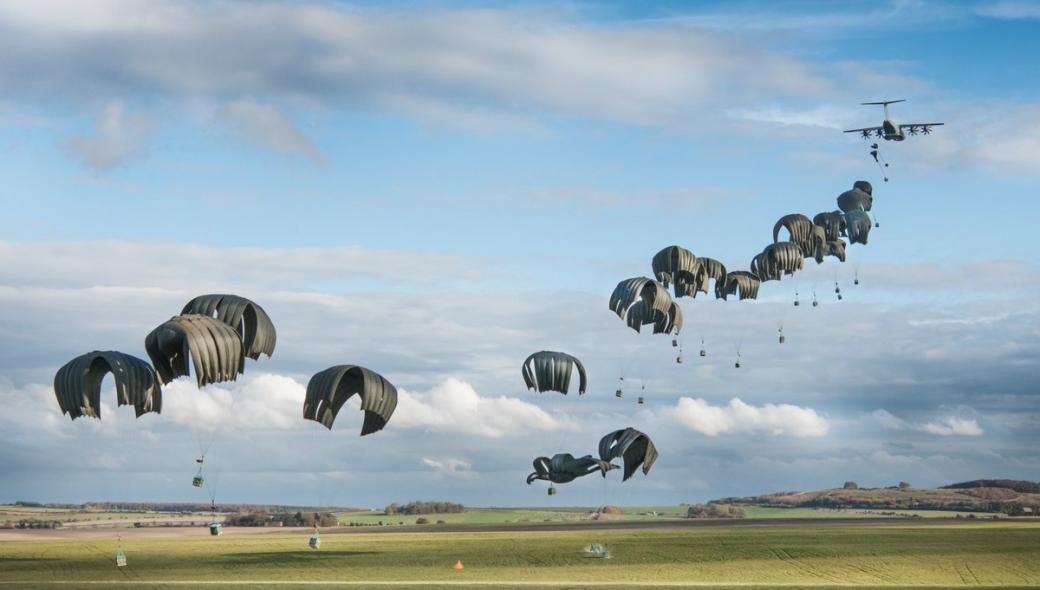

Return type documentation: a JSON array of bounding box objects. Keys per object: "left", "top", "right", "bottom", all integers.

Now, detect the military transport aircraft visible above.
[{"left": 844, "top": 100, "right": 943, "bottom": 141}]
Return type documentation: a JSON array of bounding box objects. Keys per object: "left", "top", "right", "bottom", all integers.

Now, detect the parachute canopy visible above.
[
  {"left": 651, "top": 246, "right": 697, "bottom": 297},
  {"left": 145, "top": 315, "right": 245, "bottom": 387},
  {"left": 837, "top": 183, "right": 873, "bottom": 213},
  {"left": 813, "top": 211, "right": 846, "bottom": 242},
  {"left": 691, "top": 258, "right": 727, "bottom": 297},
  {"left": 599, "top": 428, "right": 658, "bottom": 481},
  {"left": 609, "top": 277, "right": 679, "bottom": 334},
  {"left": 716, "top": 271, "right": 760, "bottom": 301},
  {"left": 303, "top": 365, "right": 398, "bottom": 435},
  {"left": 521, "top": 351, "right": 587, "bottom": 395},
  {"left": 526, "top": 453, "right": 615, "bottom": 485},
  {"left": 181, "top": 294, "right": 276, "bottom": 360},
  {"left": 54, "top": 351, "right": 162, "bottom": 420},
  {"left": 844, "top": 209, "right": 873, "bottom": 245}
]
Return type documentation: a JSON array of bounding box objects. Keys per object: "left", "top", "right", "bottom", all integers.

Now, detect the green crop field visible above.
[{"left": 1, "top": 520, "right": 1038, "bottom": 589}]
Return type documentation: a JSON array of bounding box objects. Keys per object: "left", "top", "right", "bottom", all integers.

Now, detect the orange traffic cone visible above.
[{"left": 453, "top": 560, "right": 464, "bottom": 571}]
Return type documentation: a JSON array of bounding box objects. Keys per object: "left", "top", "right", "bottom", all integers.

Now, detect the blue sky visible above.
[{"left": 0, "top": 0, "right": 1038, "bottom": 508}]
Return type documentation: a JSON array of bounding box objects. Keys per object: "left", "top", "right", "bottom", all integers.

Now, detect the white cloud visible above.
[
  {"left": 221, "top": 98, "right": 324, "bottom": 164},
  {"left": 64, "top": 101, "right": 151, "bottom": 171},
  {"left": 421, "top": 457, "right": 478, "bottom": 480},
  {"left": 976, "top": 1, "right": 1040, "bottom": 20},
  {"left": 673, "top": 397, "right": 829, "bottom": 437},
  {"left": 872, "top": 409, "right": 984, "bottom": 436},
  {"left": 394, "top": 378, "right": 566, "bottom": 438},
  {"left": 162, "top": 373, "right": 304, "bottom": 433},
  {"left": 921, "top": 417, "right": 984, "bottom": 436}
]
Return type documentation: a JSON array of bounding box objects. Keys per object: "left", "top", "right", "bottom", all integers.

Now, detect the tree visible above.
[
  {"left": 843, "top": 481, "right": 859, "bottom": 490},
  {"left": 898, "top": 481, "right": 911, "bottom": 489}
]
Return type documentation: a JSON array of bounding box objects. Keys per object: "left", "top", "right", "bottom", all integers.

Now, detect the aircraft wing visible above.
[
  {"left": 900, "top": 123, "right": 944, "bottom": 129},
  {"left": 844, "top": 127, "right": 883, "bottom": 138}
]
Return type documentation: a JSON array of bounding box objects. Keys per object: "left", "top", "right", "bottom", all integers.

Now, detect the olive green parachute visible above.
[
  {"left": 303, "top": 365, "right": 398, "bottom": 435},
  {"left": 750, "top": 242, "right": 804, "bottom": 282},
  {"left": 526, "top": 454, "right": 616, "bottom": 485},
  {"left": 716, "top": 271, "right": 760, "bottom": 300},
  {"left": 772, "top": 214, "right": 823, "bottom": 260},
  {"left": 54, "top": 351, "right": 162, "bottom": 420},
  {"left": 181, "top": 294, "right": 276, "bottom": 360},
  {"left": 821, "top": 239, "right": 847, "bottom": 262},
  {"left": 145, "top": 315, "right": 245, "bottom": 387},
  {"left": 837, "top": 182, "right": 873, "bottom": 213},
  {"left": 522, "top": 351, "right": 587, "bottom": 395},
  {"left": 813, "top": 211, "right": 847, "bottom": 242},
  {"left": 692, "top": 258, "right": 727, "bottom": 297},
  {"left": 651, "top": 246, "right": 697, "bottom": 297},
  {"left": 609, "top": 277, "right": 676, "bottom": 334},
  {"left": 598, "top": 427, "right": 658, "bottom": 481},
  {"left": 844, "top": 210, "right": 873, "bottom": 245}
]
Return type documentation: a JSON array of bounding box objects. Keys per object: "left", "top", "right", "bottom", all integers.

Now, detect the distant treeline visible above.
[
  {"left": 60, "top": 502, "right": 359, "bottom": 514},
  {"left": 944, "top": 480, "right": 1040, "bottom": 494},
  {"left": 224, "top": 511, "right": 338, "bottom": 527},
  {"left": 687, "top": 504, "right": 746, "bottom": 519},
  {"left": 0, "top": 519, "right": 63, "bottom": 529},
  {"left": 384, "top": 501, "right": 464, "bottom": 515}
]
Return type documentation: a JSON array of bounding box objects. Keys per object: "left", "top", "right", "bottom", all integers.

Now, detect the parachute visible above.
[
  {"left": 716, "top": 271, "right": 760, "bottom": 301},
  {"left": 302, "top": 365, "right": 398, "bottom": 435},
  {"left": 609, "top": 277, "right": 677, "bottom": 335},
  {"left": 691, "top": 258, "right": 727, "bottom": 297},
  {"left": 651, "top": 246, "right": 697, "bottom": 297},
  {"left": 821, "top": 239, "right": 847, "bottom": 262},
  {"left": 813, "top": 211, "right": 846, "bottom": 242},
  {"left": 598, "top": 428, "right": 658, "bottom": 481},
  {"left": 526, "top": 454, "right": 616, "bottom": 485},
  {"left": 521, "top": 351, "right": 587, "bottom": 395},
  {"left": 145, "top": 315, "right": 245, "bottom": 387},
  {"left": 844, "top": 210, "right": 873, "bottom": 245},
  {"left": 837, "top": 183, "right": 873, "bottom": 213},
  {"left": 181, "top": 294, "right": 276, "bottom": 360},
  {"left": 772, "top": 214, "right": 823, "bottom": 261},
  {"left": 54, "top": 351, "right": 162, "bottom": 420}
]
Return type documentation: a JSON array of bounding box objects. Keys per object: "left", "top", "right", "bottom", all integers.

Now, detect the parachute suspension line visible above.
[
  {"left": 869, "top": 143, "right": 890, "bottom": 182},
  {"left": 699, "top": 337, "right": 706, "bottom": 358},
  {"left": 812, "top": 289, "right": 819, "bottom": 308}
]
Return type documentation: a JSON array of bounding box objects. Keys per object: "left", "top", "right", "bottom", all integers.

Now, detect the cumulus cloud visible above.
[
  {"left": 64, "top": 101, "right": 151, "bottom": 171},
  {"left": 0, "top": 1, "right": 874, "bottom": 129},
  {"left": 394, "top": 378, "right": 566, "bottom": 438},
  {"left": 673, "top": 397, "right": 829, "bottom": 437},
  {"left": 421, "top": 457, "right": 478, "bottom": 480},
  {"left": 871, "top": 409, "right": 984, "bottom": 436},
  {"left": 221, "top": 98, "right": 324, "bottom": 164},
  {"left": 162, "top": 373, "right": 304, "bottom": 432}
]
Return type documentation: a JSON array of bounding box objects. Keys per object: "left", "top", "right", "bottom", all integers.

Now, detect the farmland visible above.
[{"left": 1, "top": 518, "right": 1038, "bottom": 589}]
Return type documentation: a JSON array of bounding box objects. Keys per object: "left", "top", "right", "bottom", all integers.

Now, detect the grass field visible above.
[{"left": 1, "top": 520, "right": 1038, "bottom": 589}]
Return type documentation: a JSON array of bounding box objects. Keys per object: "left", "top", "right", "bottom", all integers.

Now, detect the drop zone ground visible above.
[{"left": 1, "top": 519, "right": 1038, "bottom": 589}]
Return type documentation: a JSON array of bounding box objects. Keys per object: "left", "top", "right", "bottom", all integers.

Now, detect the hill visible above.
[{"left": 713, "top": 480, "right": 1040, "bottom": 515}]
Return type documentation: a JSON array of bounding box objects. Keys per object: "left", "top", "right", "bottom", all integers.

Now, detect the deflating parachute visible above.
[
  {"left": 691, "top": 258, "right": 727, "bottom": 297},
  {"left": 521, "top": 351, "right": 587, "bottom": 395},
  {"left": 181, "top": 294, "right": 276, "bottom": 360},
  {"left": 598, "top": 428, "right": 658, "bottom": 481},
  {"left": 303, "top": 365, "right": 398, "bottom": 435},
  {"left": 54, "top": 351, "right": 162, "bottom": 419},
  {"left": 526, "top": 454, "right": 616, "bottom": 485},
  {"left": 145, "top": 315, "right": 245, "bottom": 387}
]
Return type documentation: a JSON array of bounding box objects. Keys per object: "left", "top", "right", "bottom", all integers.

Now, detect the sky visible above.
[{"left": 0, "top": 0, "right": 1038, "bottom": 509}]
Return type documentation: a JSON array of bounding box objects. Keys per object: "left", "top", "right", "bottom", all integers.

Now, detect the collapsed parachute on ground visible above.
[
  {"left": 599, "top": 428, "right": 658, "bottom": 481},
  {"left": 609, "top": 277, "right": 679, "bottom": 335},
  {"left": 716, "top": 271, "right": 760, "bottom": 300},
  {"left": 652, "top": 246, "right": 697, "bottom": 297},
  {"left": 526, "top": 454, "right": 616, "bottom": 485},
  {"left": 145, "top": 315, "right": 245, "bottom": 387},
  {"left": 181, "top": 294, "right": 276, "bottom": 360},
  {"left": 303, "top": 365, "right": 398, "bottom": 435},
  {"left": 522, "top": 351, "right": 587, "bottom": 395},
  {"left": 54, "top": 351, "right": 162, "bottom": 420}
]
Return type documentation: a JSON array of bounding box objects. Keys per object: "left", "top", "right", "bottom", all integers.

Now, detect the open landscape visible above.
[{"left": 2, "top": 1, "right": 1038, "bottom": 589}]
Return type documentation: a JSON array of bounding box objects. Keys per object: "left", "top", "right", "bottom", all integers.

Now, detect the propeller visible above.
[
  {"left": 875, "top": 129, "right": 884, "bottom": 138},
  {"left": 921, "top": 125, "right": 932, "bottom": 135},
  {"left": 860, "top": 130, "right": 871, "bottom": 139},
  {"left": 907, "top": 125, "right": 918, "bottom": 136}
]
